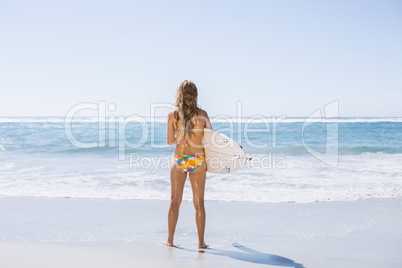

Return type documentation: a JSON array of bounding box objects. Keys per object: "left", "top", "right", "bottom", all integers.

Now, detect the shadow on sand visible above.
[{"left": 178, "top": 242, "right": 304, "bottom": 268}]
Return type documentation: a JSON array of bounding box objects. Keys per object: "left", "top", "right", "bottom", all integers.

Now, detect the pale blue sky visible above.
[{"left": 0, "top": 0, "right": 401, "bottom": 117}]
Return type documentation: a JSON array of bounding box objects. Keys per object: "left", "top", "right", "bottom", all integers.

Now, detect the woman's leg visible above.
[
  {"left": 167, "top": 164, "right": 187, "bottom": 246},
  {"left": 189, "top": 164, "right": 208, "bottom": 248}
]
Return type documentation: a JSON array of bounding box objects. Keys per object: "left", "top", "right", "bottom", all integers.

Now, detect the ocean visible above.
[{"left": 1, "top": 116, "right": 402, "bottom": 203}]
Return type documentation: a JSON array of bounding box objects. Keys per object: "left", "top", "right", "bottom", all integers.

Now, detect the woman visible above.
[{"left": 166, "top": 80, "right": 212, "bottom": 249}]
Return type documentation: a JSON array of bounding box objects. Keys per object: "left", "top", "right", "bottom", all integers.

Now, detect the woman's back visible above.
[
  {"left": 175, "top": 108, "right": 210, "bottom": 155},
  {"left": 169, "top": 108, "right": 211, "bottom": 156}
]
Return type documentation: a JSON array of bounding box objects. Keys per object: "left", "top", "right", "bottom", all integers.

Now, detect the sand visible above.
[{"left": 0, "top": 197, "right": 401, "bottom": 268}]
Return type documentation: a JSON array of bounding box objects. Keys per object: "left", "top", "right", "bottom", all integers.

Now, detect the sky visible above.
[{"left": 0, "top": 0, "right": 401, "bottom": 118}]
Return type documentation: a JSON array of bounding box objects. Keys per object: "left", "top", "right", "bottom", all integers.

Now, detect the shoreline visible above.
[{"left": 1, "top": 197, "right": 402, "bottom": 267}]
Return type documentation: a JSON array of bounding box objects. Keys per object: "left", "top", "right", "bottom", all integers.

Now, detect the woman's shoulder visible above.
[
  {"left": 167, "top": 111, "right": 174, "bottom": 120},
  {"left": 197, "top": 108, "right": 209, "bottom": 117},
  {"left": 167, "top": 111, "right": 178, "bottom": 125},
  {"left": 196, "top": 108, "right": 211, "bottom": 128},
  {"left": 168, "top": 110, "right": 180, "bottom": 118}
]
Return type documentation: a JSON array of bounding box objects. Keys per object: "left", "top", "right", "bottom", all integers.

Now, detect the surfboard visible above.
[{"left": 203, "top": 129, "right": 250, "bottom": 174}]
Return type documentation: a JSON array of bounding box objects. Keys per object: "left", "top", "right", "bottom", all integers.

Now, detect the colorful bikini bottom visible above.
[{"left": 173, "top": 155, "right": 205, "bottom": 173}]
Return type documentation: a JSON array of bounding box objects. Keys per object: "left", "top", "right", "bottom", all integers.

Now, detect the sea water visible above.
[{"left": 0, "top": 116, "right": 402, "bottom": 203}]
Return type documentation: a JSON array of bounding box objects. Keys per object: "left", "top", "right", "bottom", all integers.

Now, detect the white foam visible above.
[{"left": 1, "top": 153, "right": 402, "bottom": 203}]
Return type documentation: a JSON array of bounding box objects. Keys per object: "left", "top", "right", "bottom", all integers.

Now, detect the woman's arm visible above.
[{"left": 167, "top": 111, "right": 177, "bottom": 146}]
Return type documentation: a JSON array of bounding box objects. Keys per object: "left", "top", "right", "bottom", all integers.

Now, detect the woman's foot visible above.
[
  {"left": 164, "top": 241, "right": 176, "bottom": 247},
  {"left": 198, "top": 243, "right": 209, "bottom": 249}
]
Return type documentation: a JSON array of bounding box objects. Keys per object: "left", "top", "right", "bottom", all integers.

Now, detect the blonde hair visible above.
[{"left": 173, "top": 80, "right": 198, "bottom": 136}]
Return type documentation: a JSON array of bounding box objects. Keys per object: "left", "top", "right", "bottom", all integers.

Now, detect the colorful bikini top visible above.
[{"left": 176, "top": 128, "right": 204, "bottom": 154}]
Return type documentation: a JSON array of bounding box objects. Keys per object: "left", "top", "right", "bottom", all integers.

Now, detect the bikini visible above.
[{"left": 173, "top": 128, "right": 205, "bottom": 173}]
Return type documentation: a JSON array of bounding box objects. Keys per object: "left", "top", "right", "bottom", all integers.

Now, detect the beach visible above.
[
  {"left": 1, "top": 117, "right": 402, "bottom": 267},
  {"left": 1, "top": 0, "right": 401, "bottom": 266},
  {"left": 1, "top": 196, "right": 401, "bottom": 268}
]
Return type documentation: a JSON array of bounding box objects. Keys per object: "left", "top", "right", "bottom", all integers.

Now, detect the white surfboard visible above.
[{"left": 203, "top": 129, "right": 250, "bottom": 174}]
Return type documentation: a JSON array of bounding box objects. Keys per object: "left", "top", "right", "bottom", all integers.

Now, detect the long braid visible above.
[{"left": 173, "top": 80, "right": 199, "bottom": 138}]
